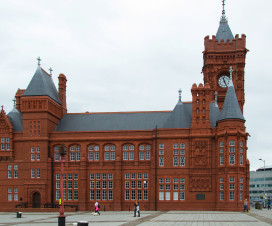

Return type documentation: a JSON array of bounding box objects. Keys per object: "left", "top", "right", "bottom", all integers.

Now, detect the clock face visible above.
[{"left": 218, "top": 75, "right": 230, "bottom": 88}]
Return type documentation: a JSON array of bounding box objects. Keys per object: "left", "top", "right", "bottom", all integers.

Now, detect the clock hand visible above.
[{"left": 223, "top": 78, "right": 227, "bottom": 87}]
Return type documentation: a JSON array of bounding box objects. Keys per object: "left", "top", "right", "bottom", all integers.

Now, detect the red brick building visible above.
[{"left": 0, "top": 6, "right": 249, "bottom": 211}]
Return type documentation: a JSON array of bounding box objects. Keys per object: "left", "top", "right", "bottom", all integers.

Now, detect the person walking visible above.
[
  {"left": 243, "top": 199, "right": 248, "bottom": 212},
  {"left": 133, "top": 200, "right": 137, "bottom": 217},
  {"left": 268, "top": 199, "right": 271, "bottom": 210},
  {"left": 136, "top": 201, "right": 140, "bottom": 217},
  {"left": 95, "top": 201, "right": 100, "bottom": 215}
]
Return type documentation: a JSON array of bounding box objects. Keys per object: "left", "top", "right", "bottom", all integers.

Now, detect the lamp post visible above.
[
  {"left": 259, "top": 158, "right": 266, "bottom": 208},
  {"left": 58, "top": 144, "right": 67, "bottom": 226}
]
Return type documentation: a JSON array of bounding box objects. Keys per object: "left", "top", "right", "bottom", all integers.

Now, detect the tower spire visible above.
[{"left": 222, "top": 0, "right": 226, "bottom": 19}]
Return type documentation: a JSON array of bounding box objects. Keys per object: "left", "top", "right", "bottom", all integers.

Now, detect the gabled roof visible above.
[
  {"left": 216, "top": 17, "right": 234, "bottom": 42},
  {"left": 22, "top": 66, "right": 61, "bottom": 104},
  {"left": 218, "top": 71, "right": 245, "bottom": 122},
  {"left": 7, "top": 107, "right": 23, "bottom": 132}
]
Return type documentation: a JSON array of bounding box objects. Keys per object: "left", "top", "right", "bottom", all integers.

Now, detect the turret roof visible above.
[
  {"left": 22, "top": 66, "right": 61, "bottom": 104},
  {"left": 218, "top": 68, "right": 245, "bottom": 122},
  {"left": 7, "top": 107, "right": 22, "bottom": 132}
]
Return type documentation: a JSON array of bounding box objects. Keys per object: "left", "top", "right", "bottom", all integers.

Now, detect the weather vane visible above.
[
  {"left": 49, "top": 67, "right": 53, "bottom": 75},
  {"left": 178, "top": 88, "right": 182, "bottom": 102},
  {"left": 229, "top": 66, "right": 233, "bottom": 79}
]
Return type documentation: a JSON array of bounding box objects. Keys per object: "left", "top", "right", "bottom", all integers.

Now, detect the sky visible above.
[{"left": 0, "top": 0, "right": 271, "bottom": 171}]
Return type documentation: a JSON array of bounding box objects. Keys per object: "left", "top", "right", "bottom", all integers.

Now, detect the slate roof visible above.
[
  {"left": 217, "top": 78, "right": 245, "bottom": 122},
  {"left": 22, "top": 66, "right": 61, "bottom": 104},
  {"left": 7, "top": 107, "right": 23, "bottom": 132},
  {"left": 55, "top": 101, "right": 194, "bottom": 132},
  {"left": 209, "top": 102, "right": 221, "bottom": 127},
  {"left": 216, "top": 16, "right": 234, "bottom": 42}
]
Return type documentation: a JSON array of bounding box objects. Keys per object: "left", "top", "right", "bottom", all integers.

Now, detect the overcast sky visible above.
[{"left": 1, "top": 0, "right": 271, "bottom": 171}]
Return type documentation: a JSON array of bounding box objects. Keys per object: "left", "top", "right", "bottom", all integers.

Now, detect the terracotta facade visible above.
[{"left": 0, "top": 10, "right": 250, "bottom": 212}]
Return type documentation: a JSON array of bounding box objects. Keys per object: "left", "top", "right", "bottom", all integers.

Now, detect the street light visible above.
[
  {"left": 259, "top": 158, "right": 266, "bottom": 208},
  {"left": 58, "top": 144, "right": 67, "bottom": 226}
]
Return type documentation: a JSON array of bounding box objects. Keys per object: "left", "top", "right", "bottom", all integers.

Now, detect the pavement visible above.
[{"left": 0, "top": 209, "right": 272, "bottom": 226}]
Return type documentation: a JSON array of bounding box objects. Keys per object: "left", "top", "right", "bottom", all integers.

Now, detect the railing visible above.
[{"left": 15, "top": 202, "right": 78, "bottom": 211}]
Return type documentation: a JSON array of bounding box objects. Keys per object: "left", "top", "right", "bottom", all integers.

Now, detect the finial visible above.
[
  {"left": 49, "top": 67, "right": 53, "bottom": 75},
  {"left": 222, "top": 0, "right": 226, "bottom": 16},
  {"left": 178, "top": 88, "right": 182, "bottom": 102},
  {"left": 229, "top": 66, "right": 233, "bottom": 80},
  {"left": 1, "top": 105, "right": 3, "bottom": 112},
  {"left": 214, "top": 91, "right": 218, "bottom": 107},
  {"left": 12, "top": 98, "right": 16, "bottom": 107},
  {"left": 37, "top": 56, "right": 41, "bottom": 66}
]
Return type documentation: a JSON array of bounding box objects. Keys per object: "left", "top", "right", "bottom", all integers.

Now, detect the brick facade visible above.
[{"left": 0, "top": 11, "right": 249, "bottom": 212}]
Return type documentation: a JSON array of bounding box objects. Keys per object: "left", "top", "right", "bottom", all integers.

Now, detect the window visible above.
[
  {"left": 220, "top": 184, "right": 224, "bottom": 190},
  {"left": 229, "top": 191, "right": 235, "bottom": 200},
  {"left": 229, "top": 184, "right": 235, "bottom": 190},
  {"left": 94, "top": 152, "right": 99, "bottom": 160},
  {"left": 125, "top": 190, "right": 130, "bottom": 200},
  {"left": 230, "top": 147, "right": 235, "bottom": 152},
  {"left": 240, "top": 154, "right": 243, "bottom": 165},
  {"left": 31, "top": 168, "right": 35, "bottom": 178},
  {"left": 90, "top": 190, "right": 94, "bottom": 200},
  {"left": 146, "top": 151, "right": 150, "bottom": 160},
  {"left": 240, "top": 191, "right": 243, "bottom": 201},
  {"left": 229, "top": 140, "right": 235, "bottom": 146},
  {"left": 123, "top": 145, "right": 128, "bottom": 150},
  {"left": 180, "top": 156, "right": 185, "bottom": 166},
  {"left": 229, "top": 177, "right": 235, "bottom": 182},
  {"left": 140, "top": 152, "right": 144, "bottom": 160},
  {"left": 123, "top": 152, "right": 128, "bottom": 160},
  {"left": 159, "top": 150, "right": 164, "bottom": 155},
  {"left": 76, "top": 152, "right": 80, "bottom": 161},
  {"left": 104, "top": 152, "right": 109, "bottom": 160},
  {"left": 70, "top": 152, "right": 75, "bottom": 161},
  {"left": 240, "top": 141, "right": 244, "bottom": 147},
  {"left": 220, "top": 148, "right": 224, "bottom": 153},
  {"left": 129, "top": 145, "right": 134, "bottom": 150},
  {"left": 220, "top": 155, "right": 224, "bottom": 165},
  {"left": 220, "top": 141, "right": 224, "bottom": 147},
  {"left": 146, "top": 145, "right": 151, "bottom": 150},
  {"left": 159, "top": 157, "right": 164, "bottom": 166},
  {"left": 173, "top": 143, "right": 178, "bottom": 149},
  {"left": 173, "top": 156, "right": 178, "bottom": 166},
  {"left": 144, "top": 190, "right": 148, "bottom": 200},
  {"left": 180, "top": 143, "right": 185, "bottom": 149},
  {"left": 36, "top": 168, "right": 40, "bottom": 178},
  {"left": 139, "top": 145, "right": 144, "bottom": 150},
  {"left": 173, "top": 192, "right": 179, "bottom": 200},
  {"left": 220, "top": 192, "right": 224, "bottom": 200},
  {"left": 159, "top": 192, "right": 164, "bottom": 200},
  {"left": 180, "top": 192, "right": 185, "bottom": 200},
  {"left": 129, "top": 152, "right": 134, "bottom": 160},
  {"left": 229, "top": 154, "right": 235, "bottom": 165},
  {"left": 110, "top": 152, "right": 115, "bottom": 160},
  {"left": 159, "top": 143, "right": 164, "bottom": 149}
]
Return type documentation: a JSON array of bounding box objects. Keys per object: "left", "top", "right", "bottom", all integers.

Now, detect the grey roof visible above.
[
  {"left": 22, "top": 66, "right": 61, "bottom": 104},
  {"left": 7, "top": 107, "right": 23, "bottom": 132},
  {"left": 209, "top": 102, "right": 221, "bottom": 127},
  {"left": 163, "top": 100, "right": 192, "bottom": 128},
  {"left": 55, "top": 111, "right": 172, "bottom": 132},
  {"left": 217, "top": 79, "right": 245, "bottom": 122},
  {"left": 216, "top": 17, "right": 234, "bottom": 42},
  {"left": 56, "top": 101, "right": 193, "bottom": 132}
]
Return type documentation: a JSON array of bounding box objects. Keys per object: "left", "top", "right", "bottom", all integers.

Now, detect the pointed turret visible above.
[
  {"left": 7, "top": 104, "right": 22, "bottom": 132},
  {"left": 22, "top": 66, "right": 61, "bottom": 104},
  {"left": 215, "top": 0, "right": 234, "bottom": 42},
  {"left": 218, "top": 67, "right": 245, "bottom": 121}
]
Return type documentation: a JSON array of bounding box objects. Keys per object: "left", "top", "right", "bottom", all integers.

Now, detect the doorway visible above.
[{"left": 32, "top": 192, "right": 41, "bottom": 208}]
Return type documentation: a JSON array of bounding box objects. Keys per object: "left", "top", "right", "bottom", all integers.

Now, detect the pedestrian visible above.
[
  {"left": 268, "top": 199, "right": 271, "bottom": 210},
  {"left": 136, "top": 201, "right": 140, "bottom": 217},
  {"left": 95, "top": 201, "right": 100, "bottom": 215},
  {"left": 133, "top": 200, "right": 137, "bottom": 217},
  {"left": 243, "top": 199, "right": 248, "bottom": 212}
]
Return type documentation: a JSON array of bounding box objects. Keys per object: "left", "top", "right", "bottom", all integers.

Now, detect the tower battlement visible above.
[{"left": 204, "top": 34, "right": 247, "bottom": 51}]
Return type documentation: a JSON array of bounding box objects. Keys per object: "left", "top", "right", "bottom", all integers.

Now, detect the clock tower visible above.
[{"left": 202, "top": 1, "right": 248, "bottom": 111}]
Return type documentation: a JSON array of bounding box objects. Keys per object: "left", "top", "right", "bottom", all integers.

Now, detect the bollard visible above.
[
  {"left": 16, "top": 212, "right": 22, "bottom": 218},
  {"left": 129, "top": 205, "right": 130, "bottom": 212},
  {"left": 78, "top": 221, "right": 88, "bottom": 226},
  {"left": 104, "top": 205, "right": 105, "bottom": 212}
]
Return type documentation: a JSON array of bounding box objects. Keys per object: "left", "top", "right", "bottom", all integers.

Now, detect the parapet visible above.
[{"left": 204, "top": 34, "right": 247, "bottom": 51}]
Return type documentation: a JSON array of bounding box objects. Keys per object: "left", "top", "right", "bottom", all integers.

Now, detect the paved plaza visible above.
[{"left": 0, "top": 209, "right": 272, "bottom": 226}]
